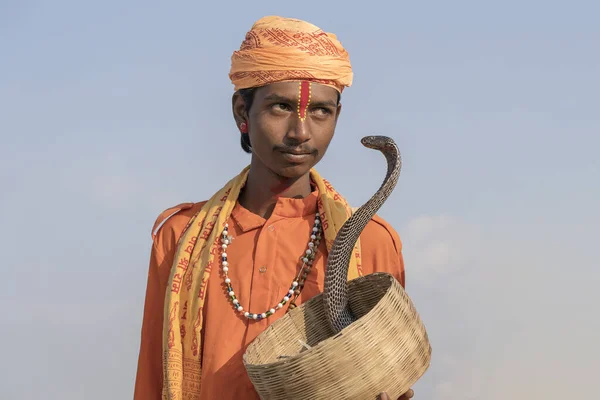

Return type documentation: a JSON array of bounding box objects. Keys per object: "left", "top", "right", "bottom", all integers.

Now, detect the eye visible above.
[
  {"left": 313, "top": 107, "right": 333, "bottom": 117},
  {"left": 272, "top": 103, "right": 292, "bottom": 112}
]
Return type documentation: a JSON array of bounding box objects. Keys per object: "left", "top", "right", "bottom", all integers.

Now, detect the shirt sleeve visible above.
[
  {"left": 133, "top": 204, "right": 195, "bottom": 399},
  {"left": 133, "top": 240, "right": 167, "bottom": 400},
  {"left": 359, "top": 215, "right": 406, "bottom": 288}
]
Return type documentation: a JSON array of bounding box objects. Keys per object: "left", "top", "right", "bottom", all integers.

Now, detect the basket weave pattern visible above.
[{"left": 243, "top": 272, "right": 432, "bottom": 399}]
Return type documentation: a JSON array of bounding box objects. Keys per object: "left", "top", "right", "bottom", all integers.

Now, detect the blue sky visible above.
[{"left": 1, "top": 1, "right": 598, "bottom": 399}]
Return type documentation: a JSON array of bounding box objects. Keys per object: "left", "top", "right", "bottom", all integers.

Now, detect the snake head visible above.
[{"left": 361, "top": 135, "right": 396, "bottom": 151}]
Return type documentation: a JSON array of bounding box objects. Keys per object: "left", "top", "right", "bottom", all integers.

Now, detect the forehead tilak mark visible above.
[{"left": 297, "top": 81, "right": 311, "bottom": 121}]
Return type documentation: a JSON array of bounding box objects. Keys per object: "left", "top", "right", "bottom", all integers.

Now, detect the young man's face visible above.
[{"left": 234, "top": 81, "right": 341, "bottom": 179}]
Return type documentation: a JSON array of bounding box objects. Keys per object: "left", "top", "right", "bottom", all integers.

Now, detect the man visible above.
[{"left": 134, "top": 16, "right": 414, "bottom": 400}]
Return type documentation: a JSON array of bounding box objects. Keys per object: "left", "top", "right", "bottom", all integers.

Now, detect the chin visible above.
[{"left": 272, "top": 163, "right": 312, "bottom": 179}]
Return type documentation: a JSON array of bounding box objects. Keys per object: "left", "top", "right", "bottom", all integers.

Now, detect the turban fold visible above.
[{"left": 229, "top": 16, "right": 353, "bottom": 92}]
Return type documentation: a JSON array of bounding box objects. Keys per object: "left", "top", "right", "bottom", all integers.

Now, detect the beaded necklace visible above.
[{"left": 220, "top": 213, "right": 322, "bottom": 320}]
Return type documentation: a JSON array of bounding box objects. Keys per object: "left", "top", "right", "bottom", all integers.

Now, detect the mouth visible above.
[{"left": 277, "top": 149, "right": 313, "bottom": 163}]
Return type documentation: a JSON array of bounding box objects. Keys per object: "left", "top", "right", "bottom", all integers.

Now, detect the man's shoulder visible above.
[
  {"left": 360, "top": 213, "right": 403, "bottom": 255},
  {"left": 151, "top": 201, "right": 208, "bottom": 245},
  {"left": 359, "top": 214, "right": 405, "bottom": 284}
]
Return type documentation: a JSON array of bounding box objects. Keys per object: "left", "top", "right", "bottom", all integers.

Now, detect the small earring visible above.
[{"left": 240, "top": 121, "right": 248, "bottom": 133}]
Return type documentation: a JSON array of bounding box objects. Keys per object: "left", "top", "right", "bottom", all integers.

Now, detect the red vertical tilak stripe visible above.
[{"left": 298, "top": 81, "right": 311, "bottom": 120}]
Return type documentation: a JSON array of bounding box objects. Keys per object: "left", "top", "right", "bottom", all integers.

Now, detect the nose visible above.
[{"left": 285, "top": 115, "right": 311, "bottom": 145}]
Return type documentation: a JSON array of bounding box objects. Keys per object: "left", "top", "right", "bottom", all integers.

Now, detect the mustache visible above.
[{"left": 274, "top": 144, "right": 317, "bottom": 154}]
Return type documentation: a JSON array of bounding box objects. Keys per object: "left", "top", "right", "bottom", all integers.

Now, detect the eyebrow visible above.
[
  {"left": 263, "top": 93, "right": 337, "bottom": 108},
  {"left": 311, "top": 99, "right": 338, "bottom": 108}
]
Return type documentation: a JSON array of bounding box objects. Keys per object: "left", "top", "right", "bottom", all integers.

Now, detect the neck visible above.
[{"left": 238, "top": 161, "right": 313, "bottom": 219}]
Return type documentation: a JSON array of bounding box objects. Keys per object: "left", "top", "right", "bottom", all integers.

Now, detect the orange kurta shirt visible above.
[{"left": 134, "top": 190, "right": 405, "bottom": 400}]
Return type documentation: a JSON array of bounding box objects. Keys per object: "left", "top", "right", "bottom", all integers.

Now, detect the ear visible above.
[{"left": 232, "top": 91, "right": 248, "bottom": 129}]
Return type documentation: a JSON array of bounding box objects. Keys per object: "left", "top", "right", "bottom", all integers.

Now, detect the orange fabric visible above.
[
  {"left": 151, "top": 203, "right": 194, "bottom": 240},
  {"left": 159, "top": 167, "right": 363, "bottom": 400},
  {"left": 134, "top": 192, "right": 405, "bottom": 400},
  {"left": 229, "top": 16, "right": 353, "bottom": 92}
]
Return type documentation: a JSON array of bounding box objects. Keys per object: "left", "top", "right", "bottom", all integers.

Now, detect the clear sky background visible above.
[{"left": 1, "top": 1, "right": 598, "bottom": 399}]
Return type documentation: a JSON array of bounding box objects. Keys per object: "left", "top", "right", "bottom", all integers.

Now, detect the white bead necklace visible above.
[{"left": 220, "top": 213, "right": 322, "bottom": 320}]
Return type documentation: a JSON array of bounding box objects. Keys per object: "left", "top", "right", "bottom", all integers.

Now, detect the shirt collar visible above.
[{"left": 231, "top": 189, "right": 318, "bottom": 233}]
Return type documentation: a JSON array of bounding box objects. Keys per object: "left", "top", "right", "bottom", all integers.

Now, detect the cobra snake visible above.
[{"left": 322, "top": 135, "right": 402, "bottom": 334}]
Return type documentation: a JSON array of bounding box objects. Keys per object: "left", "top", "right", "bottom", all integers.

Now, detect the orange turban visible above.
[{"left": 229, "top": 16, "right": 353, "bottom": 93}]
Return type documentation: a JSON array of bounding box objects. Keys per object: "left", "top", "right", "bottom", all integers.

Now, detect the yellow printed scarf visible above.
[{"left": 162, "top": 166, "right": 363, "bottom": 399}]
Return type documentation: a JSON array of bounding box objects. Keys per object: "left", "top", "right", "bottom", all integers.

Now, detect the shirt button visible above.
[
  {"left": 259, "top": 266, "right": 267, "bottom": 273},
  {"left": 268, "top": 225, "right": 275, "bottom": 232}
]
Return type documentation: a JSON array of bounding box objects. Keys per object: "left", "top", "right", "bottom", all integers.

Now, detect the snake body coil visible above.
[{"left": 322, "top": 135, "right": 402, "bottom": 333}]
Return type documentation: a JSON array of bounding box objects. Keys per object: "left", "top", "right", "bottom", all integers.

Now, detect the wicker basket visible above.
[{"left": 243, "top": 272, "right": 432, "bottom": 399}]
